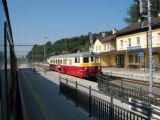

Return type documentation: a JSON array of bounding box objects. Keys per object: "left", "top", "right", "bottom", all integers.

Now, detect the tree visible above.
[
  {"left": 124, "top": 0, "right": 160, "bottom": 24},
  {"left": 124, "top": 3, "right": 139, "bottom": 24}
]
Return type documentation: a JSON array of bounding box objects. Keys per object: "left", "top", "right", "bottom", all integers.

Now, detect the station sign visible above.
[
  {"left": 137, "top": 51, "right": 144, "bottom": 57},
  {"left": 127, "top": 46, "right": 141, "bottom": 51}
]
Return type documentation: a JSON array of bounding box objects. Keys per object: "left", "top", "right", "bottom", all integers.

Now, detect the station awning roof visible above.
[{"left": 99, "top": 47, "right": 160, "bottom": 55}]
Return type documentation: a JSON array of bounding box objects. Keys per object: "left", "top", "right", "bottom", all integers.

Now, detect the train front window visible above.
[
  {"left": 83, "top": 57, "right": 89, "bottom": 63},
  {"left": 95, "top": 57, "right": 99, "bottom": 63},
  {"left": 90, "top": 57, "right": 94, "bottom": 62}
]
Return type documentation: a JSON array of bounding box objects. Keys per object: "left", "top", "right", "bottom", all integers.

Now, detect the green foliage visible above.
[
  {"left": 124, "top": 0, "right": 160, "bottom": 24},
  {"left": 124, "top": 3, "right": 138, "bottom": 24},
  {"left": 27, "top": 31, "right": 111, "bottom": 61}
]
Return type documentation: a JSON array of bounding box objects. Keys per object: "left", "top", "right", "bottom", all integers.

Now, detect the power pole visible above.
[
  {"left": 89, "top": 32, "right": 93, "bottom": 52},
  {"left": 65, "top": 38, "right": 67, "bottom": 51},
  {"left": 44, "top": 44, "right": 46, "bottom": 63},
  {"left": 147, "top": 0, "right": 153, "bottom": 95},
  {"left": 138, "top": 0, "right": 153, "bottom": 95}
]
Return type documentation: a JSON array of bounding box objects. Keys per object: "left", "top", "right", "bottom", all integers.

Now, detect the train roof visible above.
[{"left": 50, "top": 52, "right": 99, "bottom": 59}]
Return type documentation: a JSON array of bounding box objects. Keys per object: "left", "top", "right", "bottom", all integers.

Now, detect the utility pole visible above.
[
  {"left": 44, "top": 44, "right": 46, "bottom": 63},
  {"left": 43, "top": 36, "right": 49, "bottom": 63},
  {"left": 138, "top": 0, "right": 153, "bottom": 96},
  {"left": 147, "top": 0, "right": 153, "bottom": 96},
  {"left": 89, "top": 32, "right": 93, "bottom": 52},
  {"left": 65, "top": 38, "right": 67, "bottom": 51}
]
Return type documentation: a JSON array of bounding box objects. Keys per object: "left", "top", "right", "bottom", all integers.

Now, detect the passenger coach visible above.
[{"left": 48, "top": 52, "right": 101, "bottom": 79}]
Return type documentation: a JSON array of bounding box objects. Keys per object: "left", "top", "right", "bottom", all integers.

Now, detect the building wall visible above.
[
  {"left": 100, "top": 54, "right": 116, "bottom": 67},
  {"left": 108, "top": 55, "right": 116, "bottom": 67},
  {"left": 100, "top": 55, "right": 109, "bottom": 67},
  {"left": 93, "top": 39, "right": 116, "bottom": 53},
  {"left": 93, "top": 39, "right": 104, "bottom": 53},
  {"left": 117, "top": 28, "right": 160, "bottom": 51}
]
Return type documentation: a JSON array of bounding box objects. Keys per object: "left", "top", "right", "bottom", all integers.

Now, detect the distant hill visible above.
[{"left": 26, "top": 31, "right": 112, "bottom": 62}]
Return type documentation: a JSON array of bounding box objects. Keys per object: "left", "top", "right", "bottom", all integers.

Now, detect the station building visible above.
[
  {"left": 94, "top": 17, "right": 160, "bottom": 71},
  {"left": 93, "top": 32, "right": 117, "bottom": 67}
]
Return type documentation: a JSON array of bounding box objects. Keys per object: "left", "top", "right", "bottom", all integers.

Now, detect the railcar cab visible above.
[{"left": 48, "top": 52, "right": 100, "bottom": 79}]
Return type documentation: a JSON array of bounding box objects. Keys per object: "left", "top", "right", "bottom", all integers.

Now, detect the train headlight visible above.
[{"left": 98, "top": 66, "right": 101, "bottom": 70}]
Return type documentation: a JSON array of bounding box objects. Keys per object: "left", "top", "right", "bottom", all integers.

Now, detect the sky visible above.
[{"left": 7, "top": 0, "right": 133, "bottom": 56}]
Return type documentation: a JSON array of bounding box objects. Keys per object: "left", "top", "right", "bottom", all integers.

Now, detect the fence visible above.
[
  {"left": 102, "top": 70, "right": 160, "bottom": 83},
  {"left": 59, "top": 77, "right": 148, "bottom": 120},
  {"left": 97, "top": 75, "right": 160, "bottom": 107}
]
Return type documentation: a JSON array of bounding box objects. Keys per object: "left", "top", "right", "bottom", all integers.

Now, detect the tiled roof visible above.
[
  {"left": 96, "top": 35, "right": 116, "bottom": 43},
  {"left": 117, "top": 17, "right": 160, "bottom": 36}
]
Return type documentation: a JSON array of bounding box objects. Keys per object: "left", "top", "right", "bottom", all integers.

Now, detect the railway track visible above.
[
  {"left": 119, "top": 77, "right": 160, "bottom": 88},
  {"left": 100, "top": 75, "right": 160, "bottom": 99}
]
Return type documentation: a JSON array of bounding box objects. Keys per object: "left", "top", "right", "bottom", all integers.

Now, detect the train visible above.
[
  {"left": 0, "top": 0, "right": 23, "bottom": 120},
  {"left": 48, "top": 52, "right": 101, "bottom": 79}
]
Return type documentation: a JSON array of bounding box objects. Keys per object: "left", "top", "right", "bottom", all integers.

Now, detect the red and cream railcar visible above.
[{"left": 48, "top": 52, "right": 101, "bottom": 79}]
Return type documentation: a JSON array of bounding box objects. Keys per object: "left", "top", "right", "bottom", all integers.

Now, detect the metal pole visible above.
[
  {"left": 124, "top": 41, "right": 127, "bottom": 69},
  {"left": 65, "top": 38, "right": 67, "bottom": 51},
  {"left": 147, "top": 0, "right": 153, "bottom": 95},
  {"left": 44, "top": 44, "right": 45, "bottom": 63}
]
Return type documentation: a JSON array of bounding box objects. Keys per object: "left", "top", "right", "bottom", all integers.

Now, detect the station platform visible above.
[
  {"left": 18, "top": 65, "right": 95, "bottom": 120},
  {"left": 102, "top": 67, "right": 160, "bottom": 83}
]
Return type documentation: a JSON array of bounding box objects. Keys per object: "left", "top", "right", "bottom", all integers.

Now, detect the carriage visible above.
[{"left": 48, "top": 52, "right": 101, "bottom": 79}]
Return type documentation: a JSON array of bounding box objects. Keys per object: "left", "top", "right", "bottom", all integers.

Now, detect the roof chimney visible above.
[
  {"left": 112, "top": 29, "right": 117, "bottom": 35},
  {"left": 102, "top": 32, "right": 105, "bottom": 37}
]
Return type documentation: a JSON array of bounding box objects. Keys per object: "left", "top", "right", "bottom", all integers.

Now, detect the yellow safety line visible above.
[{"left": 20, "top": 69, "right": 50, "bottom": 120}]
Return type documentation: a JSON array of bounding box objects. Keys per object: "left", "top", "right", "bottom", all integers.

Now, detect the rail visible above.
[
  {"left": 97, "top": 75, "right": 160, "bottom": 107},
  {"left": 102, "top": 70, "right": 160, "bottom": 83},
  {"left": 59, "top": 77, "right": 148, "bottom": 120}
]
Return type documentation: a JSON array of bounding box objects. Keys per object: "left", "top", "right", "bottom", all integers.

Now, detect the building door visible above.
[{"left": 117, "top": 55, "right": 124, "bottom": 68}]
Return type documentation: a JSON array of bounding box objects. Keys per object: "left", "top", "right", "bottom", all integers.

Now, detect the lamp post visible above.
[
  {"left": 124, "top": 41, "right": 128, "bottom": 69},
  {"left": 43, "top": 37, "right": 49, "bottom": 63}
]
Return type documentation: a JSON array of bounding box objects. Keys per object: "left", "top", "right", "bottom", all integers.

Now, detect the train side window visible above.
[
  {"left": 77, "top": 57, "right": 80, "bottom": 63},
  {"left": 63, "top": 59, "right": 67, "bottom": 65},
  {"left": 75, "top": 57, "right": 77, "bottom": 63},
  {"left": 83, "top": 57, "right": 89, "bottom": 63},
  {"left": 69, "top": 59, "right": 72, "bottom": 65},
  {"left": 90, "top": 57, "right": 93, "bottom": 62}
]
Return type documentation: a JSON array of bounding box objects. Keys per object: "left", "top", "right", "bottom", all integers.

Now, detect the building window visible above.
[
  {"left": 128, "top": 38, "right": 131, "bottom": 46},
  {"left": 158, "top": 33, "right": 160, "bottom": 40},
  {"left": 135, "top": 55, "right": 140, "bottom": 63},
  {"left": 120, "top": 40, "right": 123, "bottom": 46},
  {"left": 137, "top": 37, "right": 140, "bottom": 45},
  {"left": 107, "top": 44, "right": 109, "bottom": 51},
  {"left": 104, "top": 44, "right": 106, "bottom": 51},
  {"left": 129, "top": 55, "right": 134, "bottom": 63},
  {"left": 99, "top": 45, "right": 101, "bottom": 51},
  {"left": 96, "top": 46, "right": 98, "bottom": 52}
]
